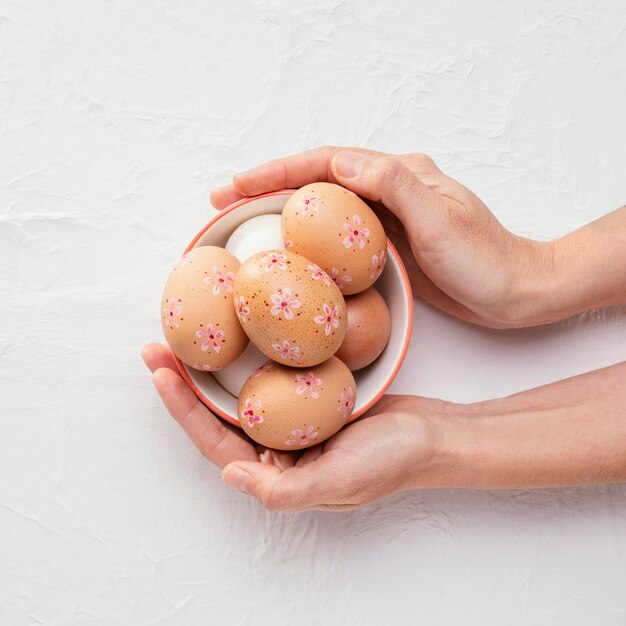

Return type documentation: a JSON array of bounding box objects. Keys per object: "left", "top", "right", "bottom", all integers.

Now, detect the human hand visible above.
[
  {"left": 141, "top": 342, "right": 446, "bottom": 512},
  {"left": 142, "top": 344, "right": 626, "bottom": 502},
  {"left": 211, "top": 146, "right": 554, "bottom": 329}
]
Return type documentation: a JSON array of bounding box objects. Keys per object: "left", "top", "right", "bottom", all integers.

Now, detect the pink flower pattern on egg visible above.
[
  {"left": 342, "top": 215, "right": 370, "bottom": 249},
  {"left": 242, "top": 398, "right": 263, "bottom": 427},
  {"left": 253, "top": 362, "right": 274, "bottom": 377},
  {"left": 284, "top": 239, "right": 294, "bottom": 249},
  {"left": 164, "top": 298, "right": 183, "bottom": 329},
  {"left": 338, "top": 387, "right": 355, "bottom": 420},
  {"left": 236, "top": 295, "right": 250, "bottom": 322},
  {"left": 261, "top": 252, "right": 288, "bottom": 272},
  {"left": 270, "top": 288, "right": 301, "bottom": 320},
  {"left": 370, "top": 249, "right": 386, "bottom": 280},
  {"left": 307, "top": 263, "right": 332, "bottom": 286},
  {"left": 297, "top": 193, "right": 320, "bottom": 214},
  {"left": 272, "top": 340, "right": 302, "bottom": 361},
  {"left": 295, "top": 372, "right": 322, "bottom": 399},
  {"left": 195, "top": 324, "right": 224, "bottom": 353},
  {"left": 285, "top": 425, "right": 319, "bottom": 447},
  {"left": 331, "top": 267, "right": 352, "bottom": 290},
  {"left": 314, "top": 304, "right": 340, "bottom": 336},
  {"left": 204, "top": 266, "right": 235, "bottom": 296}
]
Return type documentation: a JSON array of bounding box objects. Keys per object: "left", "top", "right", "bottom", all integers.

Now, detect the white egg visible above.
[
  {"left": 225, "top": 214, "right": 284, "bottom": 263},
  {"left": 212, "top": 341, "right": 268, "bottom": 397}
]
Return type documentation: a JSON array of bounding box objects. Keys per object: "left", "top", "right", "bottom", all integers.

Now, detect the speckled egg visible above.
[
  {"left": 161, "top": 246, "right": 248, "bottom": 371},
  {"left": 232, "top": 249, "right": 346, "bottom": 367},
  {"left": 335, "top": 287, "right": 391, "bottom": 371},
  {"left": 238, "top": 357, "right": 356, "bottom": 450},
  {"left": 282, "top": 182, "right": 388, "bottom": 295}
]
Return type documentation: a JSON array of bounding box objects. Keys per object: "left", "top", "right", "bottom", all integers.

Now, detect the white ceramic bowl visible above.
[{"left": 174, "top": 190, "right": 413, "bottom": 427}]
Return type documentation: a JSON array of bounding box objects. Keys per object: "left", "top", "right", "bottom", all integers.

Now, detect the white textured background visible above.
[{"left": 1, "top": 1, "right": 625, "bottom": 624}]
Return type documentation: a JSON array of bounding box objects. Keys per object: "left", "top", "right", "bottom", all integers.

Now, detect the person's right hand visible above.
[{"left": 211, "top": 147, "right": 554, "bottom": 329}]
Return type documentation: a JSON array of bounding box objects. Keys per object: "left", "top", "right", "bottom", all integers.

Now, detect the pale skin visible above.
[{"left": 143, "top": 146, "right": 626, "bottom": 512}]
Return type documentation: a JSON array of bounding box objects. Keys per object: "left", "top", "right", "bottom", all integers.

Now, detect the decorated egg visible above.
[
  {"left": 225, "top": 214, "right": 284, "bottom": 263},
  {"left": 335, "top": 287, "right": 391, "bottom": 371},
  {"left": 281, "top": 182, "right": 387, "bottom": 295},
  {"left": 232, "top": 249, "right": 346, "bottom": 367},
  {"left": 238, "top": 357, "right": 356, "bottom": 450},
  {"left": 161, "top": 246, "right": 248, "bottom": 371}
]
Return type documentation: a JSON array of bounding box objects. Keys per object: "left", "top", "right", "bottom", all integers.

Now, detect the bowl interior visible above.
[{"left": 176, "top": 190, "right": 413, "bottom": 427}]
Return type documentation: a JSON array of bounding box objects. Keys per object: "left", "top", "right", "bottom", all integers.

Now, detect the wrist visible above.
[
  {"left": 504, "top": 206, "right": 626, "bottom": 327},
  {"left": 402, "top": 400, "right": 477, "bottom": 490},
  {"left": 500, "top": 236, "right": 557, "bottom": 328},
  {"left": 413, "top": 362, "right": 626, "bottom": 490},
  {"left": 411, "top": 402, "right": 524, "bottom": 490},
  {"left": 406, "top": 398, "right": 544, "bottom": 490},
  {"left": 422, "top": 408, "right": 481, "bottom": 489}
]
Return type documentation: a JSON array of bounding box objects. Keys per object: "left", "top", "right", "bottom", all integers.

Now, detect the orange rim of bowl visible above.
[{"left": 173, "top": 190, "right": 414, "bottom": 428}]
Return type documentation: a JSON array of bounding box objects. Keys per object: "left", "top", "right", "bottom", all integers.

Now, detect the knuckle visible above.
[
  {"left": 412, "top": 152, "right": 435, "bottom": 168},
  {"left": 377, "top": 158, "right": 418, "bottom": 200},
  {"left": 262, "top": 158, "right": 289, "bottom": 186},
  {"left": 378, "top": 157, "right": 406, "bottom": 187},
  {"left": 318, "top": 145, "right": 336, "bottom": 158},
  {"left": 261, "top": 495, "right": 280, "bottom": 511},
  {"left": 202, "top": 426, "right": 228, "bottom": 459},
  {"left": 260, "top": 475, "right": 284, "bottom": 512},
  {"left": 266, "top": 157, "right": 283, "bottom": 169}
]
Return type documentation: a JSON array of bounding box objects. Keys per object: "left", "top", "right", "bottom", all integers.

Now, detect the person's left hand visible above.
[{"left": 142, "top": 343, "right": 446, "bottom": 512}]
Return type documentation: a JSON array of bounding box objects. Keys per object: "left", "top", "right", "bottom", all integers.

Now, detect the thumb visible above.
[
  {"left": 331, "top": 151, "right": 441, "bottom": 225},
  {"left": 222, "top": 460, "right": 336, "bottom": 512}
]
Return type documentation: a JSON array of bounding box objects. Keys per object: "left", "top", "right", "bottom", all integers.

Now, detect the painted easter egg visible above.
[
  {"left": 335, "top": 287, "right": 391, "bottom": 371},
  {"left": 161, "top": 246, "right": 248, "bottom": 371},
  {"left": 232, "top": 249, "right": 347, "bottom": 367},
  {"left": 238, "top": 357, "right": 356, "bottom": 450},
  {"left": 281, "top": 182, "right": 387, "bottom": 295}
]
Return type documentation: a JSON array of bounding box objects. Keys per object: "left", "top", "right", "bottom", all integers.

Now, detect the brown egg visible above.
[
  {"left": 232, "top": 249, "right": 346, "bottom": 367},
  {"left": 282, "top": 182, "right": 388, "bottom": 295},
  {"left": 161, "top": 246, "right": 248, "bottom": 371},
  {"left": 238, "top": 357, "right": 356, "bottom": 450},
  {"left": 335, "top": 287, "right": 391, "bottom": 371}
]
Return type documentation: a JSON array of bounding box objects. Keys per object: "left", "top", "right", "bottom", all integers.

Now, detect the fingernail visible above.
[
  {"left": 333, "top": 152, "right": 365, "bottom": 179},
  {"left": 222, "top": 464, "right": 249, "bottom": 493}
]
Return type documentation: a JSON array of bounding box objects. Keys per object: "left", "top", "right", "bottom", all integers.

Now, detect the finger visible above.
[
  {"left": 295, "top": 445, "right": 324, "bottom": 466},
  {"left": 152, "top": 368, "right": 259, "bottom": 467},
  {"left": 259, "top": 448, "right": 298, "bottom": 470},
  {"left": 222, "top": 456, "right": 345, "bottom": 512},
  {"left": 330, "top": 152, "right": 443, "bottom": 228},
  {"left": 210, "top": 184, "right": 246, "bottom": 210},
  {"left": 397, "top": 152, "right": 444, "bottom": 185},
  {"left": 141, "top": 342, "right": 178, "bottom": 373},
  {"left": 232, "top": 146, "right": 387, "bottom": 197}
]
